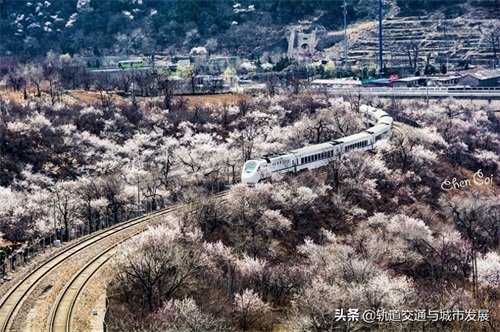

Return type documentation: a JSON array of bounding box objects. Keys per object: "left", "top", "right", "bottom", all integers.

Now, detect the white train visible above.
[{"left": 241, "top": 105, "right": 393, "bottom": 185}]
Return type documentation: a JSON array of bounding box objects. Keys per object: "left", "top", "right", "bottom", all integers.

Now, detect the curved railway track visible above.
[
  {"left": 0, "top": 118, "right": 408, "bottom": 331},
  {"left": 0, "top": 205, "right": 179, "bottom": 332},
  {"left": 47, "top": 231, "right": 138, "bottom": 332}
]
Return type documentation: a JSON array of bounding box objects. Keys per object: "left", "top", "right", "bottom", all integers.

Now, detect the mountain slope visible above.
[{"left": 0, "top": 0, "right": 498, "bottom": 60}]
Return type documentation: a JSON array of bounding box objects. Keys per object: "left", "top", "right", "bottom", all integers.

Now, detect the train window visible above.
[{"left": 244, "top": 161, "right": 257, "bottom": 171}]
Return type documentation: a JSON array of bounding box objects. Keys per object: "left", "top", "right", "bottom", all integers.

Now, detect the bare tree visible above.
[
  {"left": 94, "top": 73, "right": 115, "bottom": 108},
  {"left": 111, "top": 224, "right": 210, "bottom": 311},
  {"left": 116, "top": 72, "right": 133, "bottom": 93},
  {"left": 22, "top": 62, "right": 44, "bottom": 97},
  {"left": 42, "top": 61, "right": 62, "bottom": 105},
  {"left": 53, "top": 181, "right": 80, "bottom": 241},
  {"left": 157, "top": 70, "right": 177, "bottom": 110},
  {"left": 266, "top": 75, "right": 281, "bottom": 96},
  {"left": 177, "top": 63, "right": 199, "bottom": 94},
  {"left": 403, "top": 39, "right": 421, "bottom": 69},
  {"left": 205, "top": 38, "right": 218, "bottom": 58},
  {"left": 5, "top": 67, "right": 26, "bottom": 92},
  {"left": 443, "top": 192, "right": 500, "bottom": 297},
  {"left": 480, "top": 22, "right": 500, "bottom": 68}
]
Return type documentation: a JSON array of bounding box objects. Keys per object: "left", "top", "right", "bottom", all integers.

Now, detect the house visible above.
[
  {"left": 392, "top": 77, "right": 425, "bottom": 88},
  {"left": 430, "top": 75, "right": 460, "bottom": 86},
  {"left": 457, "top": 69, "right": 500, "bottom": 87}
]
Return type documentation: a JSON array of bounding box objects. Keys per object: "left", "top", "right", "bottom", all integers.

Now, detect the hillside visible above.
[
  {"left": 1, "top": 86, "right": 499, "bottom": 331},
  {"left": 323, "top": 15, "right": 499, "bottom": 68},
  {"left": 0, "top": 0, "right": 498, "bottom": 63}
]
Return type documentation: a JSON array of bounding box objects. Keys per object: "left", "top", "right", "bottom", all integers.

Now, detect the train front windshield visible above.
[{"left": 244, "top": 161, "right": 257, "bottom": 171}]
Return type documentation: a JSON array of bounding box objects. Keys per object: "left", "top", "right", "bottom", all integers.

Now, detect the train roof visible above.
[
  {"left": 335, "top": 132, "right": 371, "bottom": 144},
  {"left": 290, "top": 142, "right": 335, "bottom": 155},
  {"left": 365, "top": 123, "right": 390, "bottom": 135},
  {"left": 371, "top": 109, "right": 389, "bottom": 119}
]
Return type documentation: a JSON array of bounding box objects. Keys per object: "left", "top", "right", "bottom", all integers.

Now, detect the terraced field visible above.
[{"left": 324, "top": 16, "right": 499, "bottom": 68}]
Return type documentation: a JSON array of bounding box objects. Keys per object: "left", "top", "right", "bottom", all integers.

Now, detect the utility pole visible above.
[
  {"left": 227, "top": 260, "right": 233, "bottom": 302},
  {"left": 378, "top": 0, "right": 384, "bottom": 72},
  {"left": 343, "top": 0, "right": 348, "bottom": 68},
  {"left": 226, "top": 158, "right": 229, "bottom": 188},
  {"left": 137, "top": 180, "right": 141, "bottom": 215},
  {"left": 53, "top": 200, "right": 57, "bottom": 240}
]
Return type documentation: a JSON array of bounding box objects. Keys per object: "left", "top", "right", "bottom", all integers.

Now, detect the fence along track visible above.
[
  {"left": 0, "top": 206, "right": 179, "bottom": 332},
  {"left": 48, "top": 191, "right": 230, "bottom": 332}
]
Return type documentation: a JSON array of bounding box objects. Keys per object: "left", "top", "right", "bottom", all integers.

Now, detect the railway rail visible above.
[
  {"left": 48, "top": 193, "right": 231, "bottom": 332},
  {"left": 0, "top": 118, "right": 410, "bottom": 331},
  {"left": 0, "top": 205, "right": 180, "bottom": 332},
  {"left": 47, "top": 232, "right": 137, "bottom": 332}
]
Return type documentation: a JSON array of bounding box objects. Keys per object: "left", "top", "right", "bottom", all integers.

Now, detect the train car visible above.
[
  {"left": 292, "top": 142, "right": 337, "bottom": 172},
  {"left": 241, "top": 105, "right": 393, "bottom": 185},
  {"left": 365, "top": 123, "right": 392, "bottom": 143},
  {"left": 241, "top": 143, "right": 336, "bottom": 186}
]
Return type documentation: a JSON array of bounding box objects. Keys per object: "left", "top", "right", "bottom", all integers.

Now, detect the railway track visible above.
[
  {"left": 49, "top": 192, "right": 230, "bottom": 332},
  {"left": 0, "top": 118, "right": 408, "bottom": 331},
  {"left": 0, "top": 191, "right": 230, "bottom": 332},
  {"left": 47, "top": 232, "right": 137, "bottom": 332},
  {"left": 0, "top": 205, "right": 179, "bottom": 332}
]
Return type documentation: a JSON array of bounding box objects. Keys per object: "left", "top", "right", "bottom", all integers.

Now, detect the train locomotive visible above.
[{"left": 241, "top": 105, "right": 393, "bottom": 185}]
